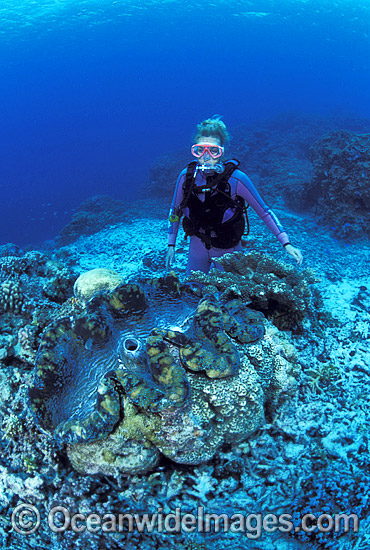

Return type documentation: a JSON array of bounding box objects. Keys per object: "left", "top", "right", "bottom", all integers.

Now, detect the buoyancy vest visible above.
[{"left": 180, "top": 160, "right": 249, "bottom": 250}]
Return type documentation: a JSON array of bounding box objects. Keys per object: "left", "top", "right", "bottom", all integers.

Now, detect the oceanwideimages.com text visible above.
[{"left": 11, "top": 504, "right": 359, "bottom": 539}]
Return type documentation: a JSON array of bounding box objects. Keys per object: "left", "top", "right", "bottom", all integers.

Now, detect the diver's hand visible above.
[
  {"left": 165, "top": 246, "right": 175, "bottom": 271},
  {"left": 284, "top": 244, "right": 303, "bottom": 266}
]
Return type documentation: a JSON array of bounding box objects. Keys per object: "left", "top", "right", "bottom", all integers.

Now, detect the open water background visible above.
[{"left": 0, "top": 0, "right": 369, "bottom": 245}]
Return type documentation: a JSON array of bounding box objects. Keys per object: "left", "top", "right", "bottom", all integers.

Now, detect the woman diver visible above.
[{"left": 166, "top": 116, "right": 302, "bottom": 275}]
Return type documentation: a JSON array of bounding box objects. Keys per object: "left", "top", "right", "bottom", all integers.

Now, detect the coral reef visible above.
[
  {"left": 187, "top": 250, "right": 322, "bottom": 332},
  {"left": 0, "top": 249, "right": 78, "bottom": 366},
  {"left": 0, "top": 243, "right": 24, "bottom": 257},
  {"left": 2, "top": 116, "right": 370, "bottom": 550},
  {"left": 2, "top": 221, "right": 370, "bottom": 550},
  {"left": 28, "top": 270, "right": 299, "bottom": 475},
  {"left": 299, "top": 130, "right": 370, "bottom": 239}
]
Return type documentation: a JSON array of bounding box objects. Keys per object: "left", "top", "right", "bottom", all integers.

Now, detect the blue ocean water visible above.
[{"left": 0, "top": 0, "right": 369, "bottom": 246}]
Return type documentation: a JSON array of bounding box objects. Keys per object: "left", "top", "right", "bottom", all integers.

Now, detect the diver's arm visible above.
[
  {"left": 168, "top": 170, "right": 186, "bottom": 246},
  {"left": 233, "top": 170, "right": 303, "bottom": 264},
  {"left": 233, "top": 170, "right": 289, "bottom": 244},
  {"left": 166, "top": 170, "right": 186, "bottom": 270}
]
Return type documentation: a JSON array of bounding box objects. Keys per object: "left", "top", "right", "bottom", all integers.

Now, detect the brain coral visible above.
[{"left": 28, "top": 269, "right": 299, "bottom": 476}]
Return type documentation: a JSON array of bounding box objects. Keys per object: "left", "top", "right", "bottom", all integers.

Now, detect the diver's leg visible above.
[
  {"left": 186, "top": 236, "right": 212, "bottom": 276},
  {"left": 210, "top": 242, "right": 243, "bottom": 271}
]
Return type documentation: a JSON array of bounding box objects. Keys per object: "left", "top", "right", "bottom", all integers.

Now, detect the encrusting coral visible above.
[
  {"left": 187, "top": 250, "right": 322, "bottom": 331},
  {"left": 27, "top": 268, "right": 300, "bottom": 476}
]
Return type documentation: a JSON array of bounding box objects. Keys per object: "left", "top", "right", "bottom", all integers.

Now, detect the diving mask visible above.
[{"left": 191, "top": 143, "right": 224, "bottom": 159}]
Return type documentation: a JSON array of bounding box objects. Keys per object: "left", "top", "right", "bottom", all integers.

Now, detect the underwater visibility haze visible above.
[{"left": 0, "top": 0, "right": 369, "bottom": 245}]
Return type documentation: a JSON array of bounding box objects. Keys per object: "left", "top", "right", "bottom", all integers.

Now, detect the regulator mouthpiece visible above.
[{"left": 196, "top": 163, "right": 224, "bottom": 174}]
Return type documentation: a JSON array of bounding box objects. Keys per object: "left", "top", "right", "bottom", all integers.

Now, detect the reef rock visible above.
[
  {"left": 58, "top": 195, "right": 129, "bottom": 245},
  {"left": 299, "top": 130, "right": 370, "bottom": 238},
  {"left": 28, "top": 269, "right": 299, "bottom": 476}
]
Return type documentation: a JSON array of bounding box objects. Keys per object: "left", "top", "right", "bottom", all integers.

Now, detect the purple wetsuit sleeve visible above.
[
  {"left": 168, "top": 170, "right": 186, "bottom": 246},
  {"left": 232, "top": 170, "right": 290, "bottom": 246}
]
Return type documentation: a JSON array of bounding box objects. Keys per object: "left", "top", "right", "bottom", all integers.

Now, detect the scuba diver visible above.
[{"left": 166, "top": 116, "right": 303, "bottom": 275}]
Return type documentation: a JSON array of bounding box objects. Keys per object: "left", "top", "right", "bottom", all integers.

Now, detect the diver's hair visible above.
[{"left": 193, "top": 115, "right": 230, "bottom": 146}]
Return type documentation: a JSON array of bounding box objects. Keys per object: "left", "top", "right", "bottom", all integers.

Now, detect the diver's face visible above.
[{"left": 196, "top": 136, "right": 223, "bottom": 167}]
